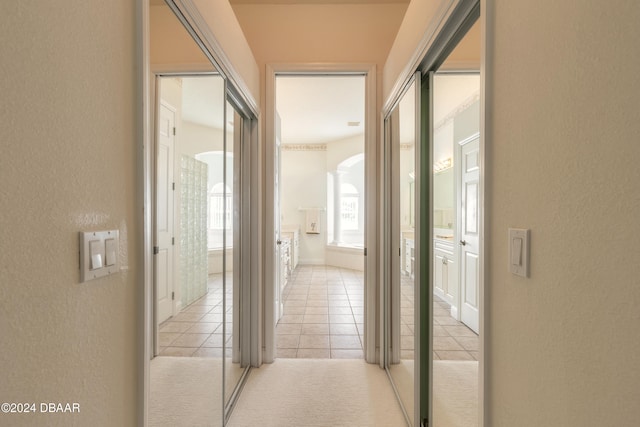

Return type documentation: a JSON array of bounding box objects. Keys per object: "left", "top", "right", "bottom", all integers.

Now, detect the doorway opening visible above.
[{"left": 273, "top": 75, "right": 367, "bottom": 359}]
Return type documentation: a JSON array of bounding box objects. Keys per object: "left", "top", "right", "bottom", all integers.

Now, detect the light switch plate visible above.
[
  {"left": 80, "top": 230, "right": 119, "bottom": 283},
  {"left": 508, "top": 228, "right": 529, "bottom": 277}
]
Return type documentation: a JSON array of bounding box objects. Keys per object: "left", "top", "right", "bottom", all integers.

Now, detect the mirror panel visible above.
[
  {"left": 224, "top": 100, "right": 246, "bottom": 406},
  {"left": 431, "top": 19, "right": 481, "bottom": 427},
  {"left": 387, "top": 79, "right": 418, "bottom": 426},
  {"left": 150, "top": 2, "right": 226, "bottom": 425}
]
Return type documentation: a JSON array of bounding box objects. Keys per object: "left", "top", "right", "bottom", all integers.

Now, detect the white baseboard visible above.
[
  {"left": 299, "top": 259, "right": 325, "bottom": 265},
  {"left": 450, "top": 305, "right": 458, "bottom": 320}
]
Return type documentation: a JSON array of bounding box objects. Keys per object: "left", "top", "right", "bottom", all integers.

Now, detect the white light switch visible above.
[
  {"left": 80, "top": 230, "right": 120, "bottom": 283},
  {"left": 89, "top": 240, "right": 103, "bottom": 270},
  {"left": 509, "top": 228, "right": 529, "bottom": 277},
  {"left": 105, "top": 238, "right": 116, "bottom": 266}
]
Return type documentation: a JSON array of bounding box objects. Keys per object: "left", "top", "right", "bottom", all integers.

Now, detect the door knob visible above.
[
  {"left": 459, "top": 240, "right": 467, "bottom": 246},
  {"left": 277, "top": 240, "right": 282, "bottom": 245}
]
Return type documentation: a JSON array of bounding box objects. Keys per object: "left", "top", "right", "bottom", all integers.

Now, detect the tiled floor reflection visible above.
[
  {"left": 400, "top": 274, "right": 415, "bottom": 360},
  {"left": 433, "top": 295, "right": 479, "bottom": 361},
  {"left": 399, "top": 274, "right": 479, "bottom": 362},
  {"left": 276, "top": 266, "right": 365, "bottom": 359},
  {"left": 160, "top": 269, "right": 478, "bottom": 361},
  {"left": 158, "top": 273, "right": 233, "bottom": 357}
]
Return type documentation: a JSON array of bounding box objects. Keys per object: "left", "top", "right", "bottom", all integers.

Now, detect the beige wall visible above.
[
  {"left": 0, "top": 1, "right": 138, "bottom": 426},
  {"left": 193, "top": 0, "right": 260, "bottom": 105},
  {"left": 150, "top": 4, "right": 210, "bottom": 66},
  {"left": 486, "top": 1, "right": 640, "bottom": 425},
  {"left": 382, "top": 0, "right": 446, "bottom": 103},
  {"left": 231, "top": 3, "right": 407, "bottom": 66},
  {"left": 231, "top": 2, "right": 408, "bottom": 132}
]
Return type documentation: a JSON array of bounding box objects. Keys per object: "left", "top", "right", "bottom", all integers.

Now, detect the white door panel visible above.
[
  {"left": 156, "top": 102, "right": 175, "bottom": 324},
  {"left": 459, "top": 137, "right": 480, "bottom": 333}
]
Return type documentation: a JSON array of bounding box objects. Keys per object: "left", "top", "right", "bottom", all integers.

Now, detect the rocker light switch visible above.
[
  {"left": 105, "top": 238, "right": 116, "bottom": 266},
  {"left": 80, "top": 230, "right": 120, "bottom": 283},
  {"left": 511, "top": 237, "right": 522, "bottom": 266},
  {"left": 509, "top": 228, "right": 529, "bottom": 277},
  {"left": 89, "top": 240, "right": 103, "bottom": 270}
]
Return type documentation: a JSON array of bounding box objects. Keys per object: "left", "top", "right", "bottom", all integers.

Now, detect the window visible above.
[
  {"left": 209, "top": 182, "right": 231, "bottom": 230},
  {"left": 341, "top": 183, "right": 359, "bottom": 231}
]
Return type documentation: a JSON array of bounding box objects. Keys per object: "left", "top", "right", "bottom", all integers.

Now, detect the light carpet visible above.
[
  {"left": 228, "top": 359, "right": 406, "bottom": 427},
  {"left": 150, "top": 356, "right": 223, "bottom": 427},
  {"left": 150, "top": 357, "right": 478, "bottom": 427},
  {"left": 433, "top": 360, "right": 478, "bottom": 427}
]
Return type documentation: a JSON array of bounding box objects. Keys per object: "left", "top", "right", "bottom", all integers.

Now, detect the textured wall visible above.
[
  {"left": 150, "top": 4, "right": 210, "bottom": 66},
  {"left": 486, "top": 0, "right": 640, "bottom": 425},
  {"left": 0, "top": 1, "right": 139, "bottom": 426}
]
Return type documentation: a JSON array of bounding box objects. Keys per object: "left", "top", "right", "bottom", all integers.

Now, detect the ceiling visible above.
[
  {"left": 181, "top": 76, "right": 226, "bottom": 130},
  {"left": 229, "top": 0, "right": 409, "bottom": 4},
  {"left": 276, "top": 76, "right": 365, "bottom": 145}
]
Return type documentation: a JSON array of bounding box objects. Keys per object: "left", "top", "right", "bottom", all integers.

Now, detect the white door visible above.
[
  {"left": 156, "top": 101, "right": 176, "bottom": 324},
  {"left": 459, "top": 136, "right": 480, "bottom": 333},
  {"left": 274, "top": 113, "right": 284, "bottom": 321}
]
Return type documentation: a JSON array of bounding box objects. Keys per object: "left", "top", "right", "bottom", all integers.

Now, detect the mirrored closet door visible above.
[
  {"left": 385, "top": 75, "right": 421, "bottom": 426},
  {"left": 149, "top": 1, "right": 254, "bottom": 425}
]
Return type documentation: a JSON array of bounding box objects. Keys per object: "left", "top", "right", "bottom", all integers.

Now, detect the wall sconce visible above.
[{"left": 434, "top": 158, "right": 453, "bottom": 173}]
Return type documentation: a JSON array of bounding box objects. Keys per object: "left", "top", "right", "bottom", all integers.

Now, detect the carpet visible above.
[
  {"left": 228, "top": 359, "right": 406, "bottom": 427},
  {"left": 150, "top": 356, "right": 223, "bottom": 427},
  {"left": 149, "top": 357, "right": 477, "bottom": 427},
  {"left": 433, "top": 361, "right": 478, "bottom": 427}
]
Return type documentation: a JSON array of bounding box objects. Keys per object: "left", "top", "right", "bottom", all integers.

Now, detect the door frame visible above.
[{"left": 264, "top": 63, "right": 378, "bottom": 364}]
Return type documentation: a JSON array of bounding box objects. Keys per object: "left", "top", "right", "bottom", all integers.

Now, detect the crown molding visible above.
[{"left": 282, "top": 144, "right": 327, "bottom": 151}]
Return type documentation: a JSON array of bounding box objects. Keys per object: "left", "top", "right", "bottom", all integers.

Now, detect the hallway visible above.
[
  {"left": 150, "top": 357, "right": 406, "bottom": 427},
  {"left": 276, "top": 265, "right": 365, "bottom": 359},
  {"left": 228, "top": 359, "right": 405, "bottom": 426}
]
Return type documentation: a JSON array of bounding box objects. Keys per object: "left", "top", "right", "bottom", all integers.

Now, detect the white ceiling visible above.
[
  {"left": 276, "top": 76, "right": 365, "bottom": 145},
  {"left": 181, "top": 76, "right": 226, "bottom": 130},
  {"left": 433, "top": 74, "right": 480, "bottom": 125}
]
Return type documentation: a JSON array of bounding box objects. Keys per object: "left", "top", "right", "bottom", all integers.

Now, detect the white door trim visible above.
[{"left": 264, "top": 63, "right": 378, "bottom": 364}]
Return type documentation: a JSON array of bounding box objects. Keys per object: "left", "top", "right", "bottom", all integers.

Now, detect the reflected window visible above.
[
  {"left": 209, "top": 182, "right": 231, "bottom": 230},
  {"left": 340, "top": 183, "right": 359, "bottom": 231}
]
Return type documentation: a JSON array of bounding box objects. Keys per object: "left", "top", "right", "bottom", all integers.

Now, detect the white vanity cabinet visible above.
[
  {"left": 404, "top": 238, "right": 414, "bottom": 277},
  {"left": 281, "top": 227, "right": 299, "bottom": 273},
  {"left": 433, "top": 237, "right": 458, "bottom": 315},
  {"left": 401, "top": 231, "right": 415, "bottom": 277}
]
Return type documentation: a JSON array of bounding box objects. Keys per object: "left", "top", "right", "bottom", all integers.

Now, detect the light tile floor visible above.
[
  {"left": 433, "top": 295, "right": 479, "bottom": 361},
  {"left": 158, "top": 273, "right": 232, "bottom": 357},
  {"left": 160, "top": 267, "right": 478, "bottom": 361},
  {"left": 277, "top": 265, "right": 365, "bottom": 359},
  {"left": 398, "top": 273, "right": 479, "bottom": 361}
]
